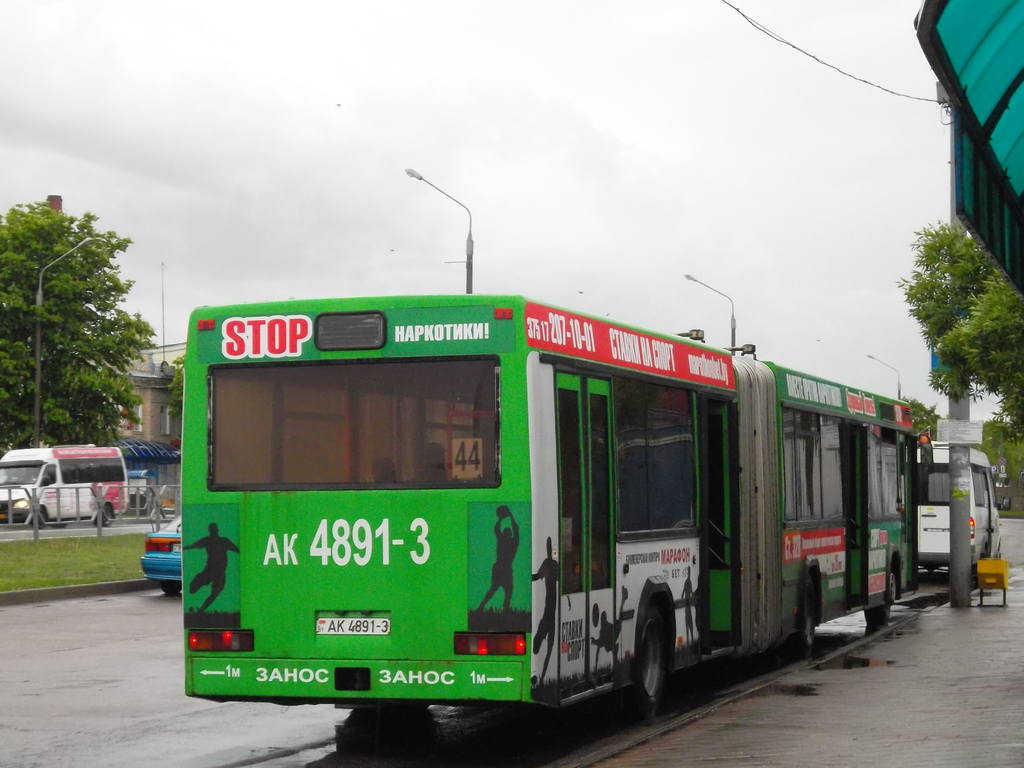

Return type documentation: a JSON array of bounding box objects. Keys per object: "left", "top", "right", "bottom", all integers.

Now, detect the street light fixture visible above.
[
  {"left": 866, "top": 353, "right": 902, "bottom": 399},
  {"left": 684, "top": 274, "right": 736, "bottom": 350},
  {"left": 34, "top": 237, "right": 92, "bottom": 448},
  {"left": 405, "top": 168, "right": 474, "bottom": 294}
]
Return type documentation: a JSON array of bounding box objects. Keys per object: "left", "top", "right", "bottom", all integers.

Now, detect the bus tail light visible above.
[
  {"left": 970, "top": 516, "right": 976, "bottom": 540},
  {"left": 189, "top": 630, "right": 253, "bottom": 652},
  {"left": 454, "top": 632, "right": 526, "bottom": 655}
]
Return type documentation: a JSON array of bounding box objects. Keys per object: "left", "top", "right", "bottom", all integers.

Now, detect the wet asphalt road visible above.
[{"left": 4, "top": 520, "right": 1019, "bottom": 767}]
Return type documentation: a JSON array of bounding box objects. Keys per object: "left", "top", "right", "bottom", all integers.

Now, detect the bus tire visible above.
[
  {"left": 865, "top": 566, "right": 896, "bottom": 631},
  {"left": 95, "top": 502, "right": 114, "bottom": 527},
  {"left": 29, "top": 506, "right": 49, "bottom": 527},
  {"left": 795, "top": 580, "right": 818, "bottom": 657},
  {"left": 39, "top": 505, "right": 66, "bottom": 528},
  {"left": 632, "top": 608, "right": 667, "bottom": 719}
]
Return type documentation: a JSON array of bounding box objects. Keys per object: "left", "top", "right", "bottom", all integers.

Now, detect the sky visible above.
[{"left": 0, "top": 1, "right": 989, "bottom": 416}]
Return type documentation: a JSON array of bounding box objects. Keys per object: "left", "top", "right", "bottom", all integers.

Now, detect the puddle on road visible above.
[
  {"left": 816, "top": 655, "right": 896, "bottom": 670},
  {"left": 750, "top": 682, "right": 821, "bottom": 697},
  {"left": 898, "top": 592, "right": 949, "bottom": 610}
]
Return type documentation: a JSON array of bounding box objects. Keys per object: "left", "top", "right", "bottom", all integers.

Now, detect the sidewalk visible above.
[{"left": 597, "top": 578, "right": 1024, "bottom": 768}]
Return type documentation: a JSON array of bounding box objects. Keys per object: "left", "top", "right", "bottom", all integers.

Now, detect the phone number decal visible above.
[{"left": 261, "top": 517, "right": 430, "bottom": 566}]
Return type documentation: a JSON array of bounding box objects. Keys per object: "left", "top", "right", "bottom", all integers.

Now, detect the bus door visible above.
[
  {"left": 843, "top": 424, "right": 867, "bottom": 608},
  {"left": 555, "top": 373, "right": 615, "bottom": 701},
  {"left": 703, "top": 398, "right": 739, "bottom": 650}
]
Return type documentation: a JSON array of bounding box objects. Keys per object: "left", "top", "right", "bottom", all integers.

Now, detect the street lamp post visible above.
[
  {"left": 34, "top": 237, "right": 92, "bottom": 448},
  {"left": 405, "top": 168, "right": 474, "bottom": 294},
  {"left": 866, "top": 353, "right": 902, "bottom": 399},
  {"left": 684, "top": 274, "right": 736, "bottom": 350}
]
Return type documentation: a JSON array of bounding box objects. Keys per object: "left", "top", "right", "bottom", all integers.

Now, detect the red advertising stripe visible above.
[
  {"left": 524, "top": 302, "right": 734, "bottom": 390},
  {"left": 782, "top": 527, "right": 846, "bottom": 563},
  {"left": 867, "top": 572, "right": 887, "bottom": 594},
  {"left": 895, "top": 403, "right": 913, "bottom": 428},
  {"left": 51, "top": 446, "right": 120, "bottom": 459}
]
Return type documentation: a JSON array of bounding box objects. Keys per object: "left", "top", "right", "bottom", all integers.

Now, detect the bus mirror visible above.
[{"left": 1000, "top": 496, "right": 1011, "bottom": 511}]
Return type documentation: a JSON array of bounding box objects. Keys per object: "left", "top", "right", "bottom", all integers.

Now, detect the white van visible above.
[
  {"left": 917, "top": 442, "right": 1002, "bottom": 571},
  {"left": 0, "top": 446, "right": 127, "bottom": 526}
]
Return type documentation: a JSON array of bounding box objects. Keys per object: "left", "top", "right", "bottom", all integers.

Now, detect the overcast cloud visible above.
[{"left": 1, "top": 1, "right": 977, "bottom": 414}]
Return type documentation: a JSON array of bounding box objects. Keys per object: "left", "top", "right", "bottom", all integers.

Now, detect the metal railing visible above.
[{"left": 0, "top": 484, "right": 180, "bottom": 539}]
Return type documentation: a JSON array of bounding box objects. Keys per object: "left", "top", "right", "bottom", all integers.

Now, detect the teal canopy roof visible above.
[{"left": 918, "top": 1, "right": 1024, "bottom": 292}]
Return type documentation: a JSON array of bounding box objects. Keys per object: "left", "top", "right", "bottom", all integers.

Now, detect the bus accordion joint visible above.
[
  {"left": 189, "top": 630, "right": 253, "bottom": 652},
  {"left": 453, "top": 632, "right": 526, "bottom": 655}
]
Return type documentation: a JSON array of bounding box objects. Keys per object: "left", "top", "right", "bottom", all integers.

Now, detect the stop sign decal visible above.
[{"left": 221, "top": 315, "right": 313, "bottom": 359}]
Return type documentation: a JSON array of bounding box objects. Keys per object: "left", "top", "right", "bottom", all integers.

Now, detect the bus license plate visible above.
[{"left": 316, "top": 618, "right": 391, "bottom": 636}]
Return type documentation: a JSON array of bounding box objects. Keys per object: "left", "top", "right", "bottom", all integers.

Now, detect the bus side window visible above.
[{"left": 40, "top": 465, "right": 57, "bottom": 487}]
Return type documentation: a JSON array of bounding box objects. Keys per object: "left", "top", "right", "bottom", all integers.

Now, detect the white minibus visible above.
[
  {"left": 918, "top": 441, "right": 1001, "bottom": 571},
  {"left": 0, "top": 446, "right": 127, "bottom": 526}
]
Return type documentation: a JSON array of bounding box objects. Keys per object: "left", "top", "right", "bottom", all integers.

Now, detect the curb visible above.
[{"left": 0, "top": 579, "right": 154, "bottom": 606}]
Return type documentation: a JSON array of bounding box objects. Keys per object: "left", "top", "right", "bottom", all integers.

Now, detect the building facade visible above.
[{"left": 119, "top": 343, "right": 185, "bottom": 486}]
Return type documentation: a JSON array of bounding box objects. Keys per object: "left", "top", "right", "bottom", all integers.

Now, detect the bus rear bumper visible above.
[{"left": 187, "top": 657, "right": 528, "bottom": 703}]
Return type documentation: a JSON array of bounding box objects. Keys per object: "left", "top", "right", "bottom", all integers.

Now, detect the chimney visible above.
[{"left": 46, "top": 195, "right": 62, "bottom": 212}]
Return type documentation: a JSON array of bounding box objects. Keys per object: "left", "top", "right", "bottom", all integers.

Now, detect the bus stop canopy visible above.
[
  {"left": 918, "top": 0, "right": 1024, "bottom": 294},
  {"left": 117, "top": 439, "right": 181, "bottom": 465}
]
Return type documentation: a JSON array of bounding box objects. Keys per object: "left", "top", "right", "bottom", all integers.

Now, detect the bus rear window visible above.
[
  {"left": 920, "top": 462, "right": 949, "bottom": 505},
  {"left": 210, "top": 359, "right": 499, "bottom": 489}
]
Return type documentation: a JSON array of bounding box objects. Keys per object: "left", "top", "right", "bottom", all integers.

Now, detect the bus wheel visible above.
[
  {"left": 865, "top": 567, "right": 895, "bottom": 631},
  {"left": 95, "top": 502, "right": 114, "bottom": 527},
  {"left": 632, "top": 609, "right": 667, "bottom": 719},
  {"left": 29, "top": 506, "right": 49, "bottom": 527},
  {"left": 38, "top": 505, "right": 66, "bottom": 529},
  {"left": 795, "top": 581, "right": 817, "bottom": 657}
]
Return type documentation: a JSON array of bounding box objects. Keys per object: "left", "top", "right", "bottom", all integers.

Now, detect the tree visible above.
[
  {"left": 0, "top": 202, "right": 153, "bottom": 449},
  {"left": 900, "top": 223, "right": 1024, "bottom": 437},
  {"left": 168, "top": 355, "right": 184, "bottom": 418},
  {"left": 903, "top": 396, "right": 940, "bottom": 437}
]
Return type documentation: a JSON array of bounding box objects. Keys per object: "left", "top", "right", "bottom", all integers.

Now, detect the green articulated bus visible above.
[{"left": 182, "top": 294, "right": 917, "bottom": 715}]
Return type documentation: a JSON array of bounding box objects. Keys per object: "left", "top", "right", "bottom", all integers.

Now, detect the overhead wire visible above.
[{"left": 718, "top": 0, "right": 940, "bottom": 104}]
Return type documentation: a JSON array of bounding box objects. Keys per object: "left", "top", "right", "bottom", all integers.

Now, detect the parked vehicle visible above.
[
  {"left": 141, "top": 515, "right": 182, "bottom": 595},
  {"left": 0, "top": 446, "right": 127, "bottom": 526},
  {"left": 917, "top": 441, "right": 1001, "bottom": 571}
]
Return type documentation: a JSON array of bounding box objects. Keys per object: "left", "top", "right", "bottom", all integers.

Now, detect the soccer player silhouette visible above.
[
  {"left": 532, "top": 536, "right": 559, "bottom": 682},
  {"left": 477, "top": 505, "right": 520, "bottom": 612},
  {"left": 186, "top": 522, "right": 239, "bottom": 612}
]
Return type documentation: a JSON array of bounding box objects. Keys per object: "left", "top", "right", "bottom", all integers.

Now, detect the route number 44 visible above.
[{"left": 452, "top": 438, "right": 483, "bottom": 480}]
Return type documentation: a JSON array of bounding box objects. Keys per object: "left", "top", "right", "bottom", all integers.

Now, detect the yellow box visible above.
[{"left": 977, "top": 558, "right": 1009, "bottom": 590}]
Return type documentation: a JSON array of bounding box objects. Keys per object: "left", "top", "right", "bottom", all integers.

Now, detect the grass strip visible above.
[{"left": 0, "top": 534, "right": 146, "bottom": 592}]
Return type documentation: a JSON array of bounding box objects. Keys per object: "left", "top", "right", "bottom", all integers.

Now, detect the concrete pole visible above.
[
  {"left": 948, "top": 399, "right": 973, "bottom": 607},
  {"left": 947, "top": 106, "right": 972, "bottom": 607}
]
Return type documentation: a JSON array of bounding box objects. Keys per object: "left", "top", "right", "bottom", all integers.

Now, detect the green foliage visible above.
[
  {"left": 903, "top": 396, "right": 940, "bottom": 437},
  {"left": 0, "top": 202, "right": 153, "bottom": 449},
  {"left": 0, "top": 533, "right": 146, "bottom": 591},
  {"left": 981, "top": 420, "right": 1024, "bottom": 484},
  {"left": 168, "top": 355, "right": 185, "bottom": 418},
  {"left": 900, "top": 223, "right": 1024, "bottom": 437}
]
